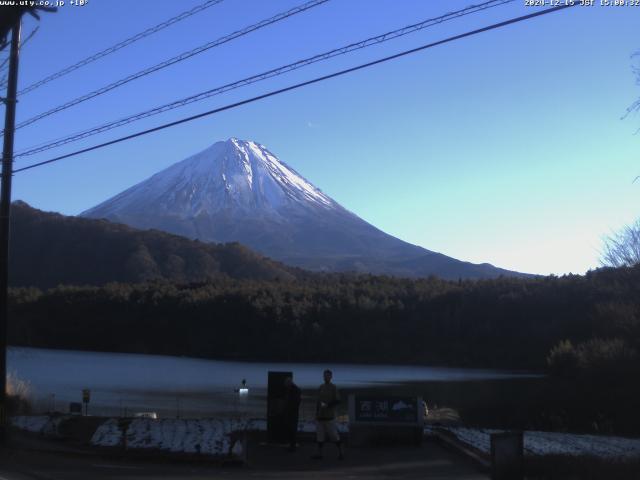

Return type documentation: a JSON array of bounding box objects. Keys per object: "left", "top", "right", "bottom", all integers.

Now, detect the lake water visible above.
[{"left": 8, "top": 347, "right": 541, "bottom": 421}]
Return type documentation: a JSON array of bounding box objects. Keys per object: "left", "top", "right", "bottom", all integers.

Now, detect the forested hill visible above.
[
  {"left": 9, "top": 201, "right": 299, "bottom": 288},
  {"left": 8, "top": 265, "right": 640, "bottom": 371}
]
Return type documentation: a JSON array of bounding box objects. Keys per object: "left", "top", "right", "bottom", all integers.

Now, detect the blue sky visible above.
[{"left": 5, "top": 0, "right": 639, "bottom": 275}]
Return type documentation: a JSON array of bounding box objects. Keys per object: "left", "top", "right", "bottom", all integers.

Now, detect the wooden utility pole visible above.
[
  {"left": 0, "top": 13, "right": 21, "bottom": 445},
  {"left": 0, "top": 5, "right": 56, "bottom": 444}
]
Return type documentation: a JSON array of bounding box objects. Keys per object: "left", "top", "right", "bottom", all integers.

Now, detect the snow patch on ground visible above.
[
  {"left": 436, "top": 426, "right": 640, "bottom": 460},
  {"left": 10, "top": 415, "right": 68, "bottom": 436},
  {"left": 15, "top": 414, "right": 638, "bottom": 460},
  {"left": 125, "top": 418, "right": 236, "bottom": 454},
  {"left": 91, "top": 418, "right": 122, "bottom": 447},
  {"left": 90, "top": 417, "right": 347, "bottom": 456},
  {"left": 11, "top": 415, "right": 51, "bottom": 433}
]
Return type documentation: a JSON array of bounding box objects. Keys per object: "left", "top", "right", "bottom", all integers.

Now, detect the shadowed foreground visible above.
[{"left": 0, "top": 430, "right": 488, "bottom": 480}]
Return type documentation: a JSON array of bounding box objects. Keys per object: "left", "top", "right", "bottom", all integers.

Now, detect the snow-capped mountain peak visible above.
[
  {"left": 82, "top": 138, "right": 336, "bottom": 220},
  {"left": 82, "top": 138, "right": 525, "bottom": 280}
]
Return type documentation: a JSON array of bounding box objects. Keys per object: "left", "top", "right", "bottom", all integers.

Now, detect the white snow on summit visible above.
[
  {"left": 235, "top": 137, "right": 333, "bottom": 208},
  {"left": 82, "top": 138, "right": 336, "bottom": 219}
]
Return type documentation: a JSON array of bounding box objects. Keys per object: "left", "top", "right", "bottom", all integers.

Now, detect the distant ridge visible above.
[
  {"left": 82, "top": 138, "right": 528, "bottom": 280},
  {"left": 9, "top": 201, "right": 297, "bottom": 288}
]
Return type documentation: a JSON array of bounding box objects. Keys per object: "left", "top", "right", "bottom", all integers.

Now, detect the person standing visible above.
[
  {"left": 283, "top": 376, "right": 301, "bottom": 452},
  {"left": 312, "top": 369, "right": 344, "bottom": 460}
]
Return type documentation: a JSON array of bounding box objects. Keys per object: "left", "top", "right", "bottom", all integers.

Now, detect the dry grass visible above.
[
  {"left": 6, "top": 371, "right": 32, "bottom": 415},
  {"left": 425, "top": 407, "right": 461, "bottom": 425}
]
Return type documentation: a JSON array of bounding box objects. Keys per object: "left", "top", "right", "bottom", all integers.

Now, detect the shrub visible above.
[
  {"left": 547, "top": 340, "right": 579, "bottom": 378},
  {"left": 547, "top": 338, "right": 638, "bottom": 379}
]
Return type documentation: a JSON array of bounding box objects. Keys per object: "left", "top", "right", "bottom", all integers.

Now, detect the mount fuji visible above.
[{"left": 81, "top": 138, "right": 523, "bottom": 279}]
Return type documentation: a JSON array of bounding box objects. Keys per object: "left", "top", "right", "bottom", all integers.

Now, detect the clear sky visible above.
[{"left": 4, "top": 0, "right": 639, "bottom": 276}]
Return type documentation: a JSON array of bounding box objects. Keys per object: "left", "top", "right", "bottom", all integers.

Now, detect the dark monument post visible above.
[
  {"left": 266, "top": 371, "right": 292, "bottom": 443},
  {"left": 490, "top": 431, "right": 524, "bottom": 480}
]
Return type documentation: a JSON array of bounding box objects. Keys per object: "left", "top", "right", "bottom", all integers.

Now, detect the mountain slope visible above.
[
  {"left": 9, "top": 201, "right": 297, "bottom": 288},
  {"left": 82, "top": 138, "right": 525, "bottom": 279}
]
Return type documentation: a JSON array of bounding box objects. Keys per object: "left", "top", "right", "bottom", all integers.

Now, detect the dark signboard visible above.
[
  {"left": 353, "top": 396, "right": 420, "bottom": 423},
  {"left": 69, "top": 402, "right": 82, "bottom": 415}
]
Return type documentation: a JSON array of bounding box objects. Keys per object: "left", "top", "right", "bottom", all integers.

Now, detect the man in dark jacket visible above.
[{"left": 283, "top": 376, "right": 301, "bottom": 452}]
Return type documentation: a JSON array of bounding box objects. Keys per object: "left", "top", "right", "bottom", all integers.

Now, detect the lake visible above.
[{"left": 8, "top": 346, "right": 542, "bottom": 422}]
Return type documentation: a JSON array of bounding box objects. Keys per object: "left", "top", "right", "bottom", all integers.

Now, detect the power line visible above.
[
  {"left": 11, "top": 0, "right": 329, "bottom": 132},
  {"left": 13, "top": 4, "right": 577, "bottom": 175},
  {"left": 16, "top": 0, "right": 225, "bottom": 96},
  {"left": 1, "top": 27, "right": 36, "bottom": 73},
  {"left": 0, "top": 26, "right": 39, "bottom": 87},
  {"left": 15, "top": 0, "right": 515, "bottom": 159}
]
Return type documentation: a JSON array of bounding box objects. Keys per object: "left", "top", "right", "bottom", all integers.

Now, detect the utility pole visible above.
[
  {"left": 0, "top": 14, "right": 22, "bottom": 445},
  {"left": 0, "top": 5, "right": 55, "bottom": 445}
]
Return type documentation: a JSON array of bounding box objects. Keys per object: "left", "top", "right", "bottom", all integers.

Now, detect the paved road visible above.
[{"left": 0, "top": 436, "right": 489, "bottom": 479}]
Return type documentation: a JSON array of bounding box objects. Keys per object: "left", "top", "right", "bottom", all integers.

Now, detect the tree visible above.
[
  {"left": 625, "top": 50, "right": 640, "bottom": 119},
  {"left": 601, "top": 219, "right": 640, "bottom": 267},
  {"left": 603, "top": 52, "right": 640, "bottom": 268}
]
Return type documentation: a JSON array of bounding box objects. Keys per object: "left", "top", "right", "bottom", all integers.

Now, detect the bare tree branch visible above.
[{"left": 601, "top": 219, "right": 640, "bottom": 268}]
